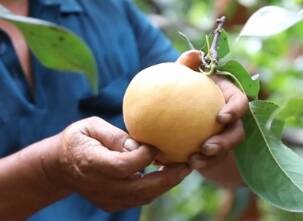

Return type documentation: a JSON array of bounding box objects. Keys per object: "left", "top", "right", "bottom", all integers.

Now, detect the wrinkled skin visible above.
[{"left": 42, "top": 117, "right": 191, "bottom": 212}]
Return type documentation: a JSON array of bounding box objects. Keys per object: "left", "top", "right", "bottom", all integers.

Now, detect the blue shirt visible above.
[{"left": 0, "top": 0, "right": 178, "bottom": 220}]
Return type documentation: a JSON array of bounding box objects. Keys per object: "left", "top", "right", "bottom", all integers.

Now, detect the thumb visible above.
[
  {"left": 176, "top": 49, "right": 202, "bottom": 71},
  {"left": 81, "top": 117, "right": 139, "bottom": 152}
]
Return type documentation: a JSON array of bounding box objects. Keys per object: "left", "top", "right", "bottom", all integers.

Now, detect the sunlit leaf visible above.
[
  {"left": 0, "top": 7, "right": 98, "bottom": 93},
  {"left": 239, "top": 6, "right": 303, "bottom": 38}
]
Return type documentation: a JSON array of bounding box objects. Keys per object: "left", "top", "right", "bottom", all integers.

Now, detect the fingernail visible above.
[
  {"left": 202, "top": 143, "right": 221, "bottom": 156},
  {"left": 123, "top": 138, "right": 140, "bottom": 151},
  {"left": 218, "top": 113, "right": 232, "bottom": 124},
  {"left": 157, "top": 166, "right": 165, "bottom": 171},
  {"left": 179, "top": 167, "right": 192, "bottom": 179}
]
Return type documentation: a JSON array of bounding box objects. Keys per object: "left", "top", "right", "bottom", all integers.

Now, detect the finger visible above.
[
  {"left": 110, "top": 145, "right": 159, "bottom": 177},
  {"left": 176, "top": 49, "right": 202, "bottom": 71},
  {"left": 196, "top": 153, "right": 244, "bottom": 188},
  {"left": 83, "top": 117, "right": 139, "bottom": 151},
  {"left": 87, "top": 144, "right": 158, "bottom": 178},
  {"left": 87, "top": 165, "right": 191, "bottom": 209},
  {"left": 211, "top": 76, "right": 248, "bottom": 124},
  {"left": 201, "top": 120, "right": 245, "bottom": 156},
  {"left": 128, "top": 164, "right": 191, "bottom": 203},
  {"left": 218, "top": 92, "right": 248, "bottom": 124},
  {"left": 189, "top": 152, "right": 227, "bottom": 170},
  {"left": 188, "top": 154, "right": 206, "bottom": 169}
]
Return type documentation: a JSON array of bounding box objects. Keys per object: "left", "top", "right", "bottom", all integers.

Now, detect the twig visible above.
[{"left": 209, "top": 16, "right": 226, "bottom": 62}]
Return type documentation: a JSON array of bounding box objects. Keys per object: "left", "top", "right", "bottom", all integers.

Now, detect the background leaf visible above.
[
  {"left": 275, "top": 97, "right": 303, "bottom": 127},
  {"left": 218, "top": 60, "right": 260, "bottom": 99},
  {"left": 0, "top": 8, "right": 98, "bottom": 93},
  {"left": 235, "top": 100, "right": 303, "bottom": 212},
  {"left": 239, "top": 6, "right": 303, "bottom": 38}
]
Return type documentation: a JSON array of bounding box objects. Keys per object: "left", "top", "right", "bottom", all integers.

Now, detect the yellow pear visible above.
[{"left": 123, "top": 62, "right": 225, "bottom": 163}]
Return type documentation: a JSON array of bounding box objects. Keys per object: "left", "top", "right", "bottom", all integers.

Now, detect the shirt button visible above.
[{"left": 0, "top": 42, "right": 7, "bottom": 55}]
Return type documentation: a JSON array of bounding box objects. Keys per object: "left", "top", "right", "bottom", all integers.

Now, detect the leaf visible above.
[
  {"left": 275, "top": 97, "right": 303, "bottom": 127},
  {"left": 216, "top": 30, "right": 230, "bottom": 59},
  {"left": 0, "top": 8, "right": 98, "bottom": 93},
  {"left": 218, "top": 60, "right": 260, "bottom": 99},
  {"left": 239, "top": 6, "right": 303, "bottom": 38},
  {"left": 235, "top": 100, "right": 303, "bottom": 212},
  {"left": 201, "top": 30, "right": 230, "bottom": 59},
  {"left": 178, "top": 32, "right": 195, "bottom": 50}
]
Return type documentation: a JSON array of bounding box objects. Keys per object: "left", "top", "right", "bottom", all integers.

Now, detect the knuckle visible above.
[
  {"left": 88, "top": 116, "right": 101, "bottom": 124},
  {"left": 107, "top": 129, "right": 128, "bottom": 149},
  {"left": 106, "top": 131, "right": 116, "bottom": 147},
  {"left": 63, "top": 124, "right": 80, "bottom": 141},
  {"left": 108, "top": 130, "right": 120, "bottom": 146},
  {"left": 229, "top": 94, "right": 248, "bottom": 119}
]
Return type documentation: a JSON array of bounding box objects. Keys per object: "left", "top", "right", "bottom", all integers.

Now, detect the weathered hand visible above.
[
  {"left": 189, "top": 74, "right": 247, "bottom": 169},
  {"left": 42, "top": 117, "right": 191, "bottom": 212},
  {"left": 177, "top": 50, "right": 248, "bottom": 170}
]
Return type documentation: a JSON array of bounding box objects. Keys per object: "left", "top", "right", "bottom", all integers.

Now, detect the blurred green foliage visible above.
[{"left": 134, "top": 0, "right": 303, "bottom": 221}]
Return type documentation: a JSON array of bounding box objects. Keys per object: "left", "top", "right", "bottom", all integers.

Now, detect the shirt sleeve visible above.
[{"left": 123, "top": 0, "right": 180, "bottom": 69}]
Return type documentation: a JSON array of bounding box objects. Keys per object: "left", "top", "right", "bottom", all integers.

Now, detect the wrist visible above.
[
  {"left": 38, "top": 133, "right": 72, "bottom": 196},
  {"left": 0, "top": 134, "right": 71, "bottom": 219}
]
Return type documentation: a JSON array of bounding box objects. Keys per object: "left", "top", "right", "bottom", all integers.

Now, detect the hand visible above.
[
  {"left": 190, "top": 74, "right": 247, "bottom": 167},
  {"left": 42, "top": 117, "right": 191, "bottom": 212},
  {"left": 177, "top": 50, "right": 248, "bottom": 187}
]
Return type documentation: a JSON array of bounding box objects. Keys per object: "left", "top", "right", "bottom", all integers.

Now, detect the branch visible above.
[{"left": 210, "top": 16, "right": 226, "bottom": 62}]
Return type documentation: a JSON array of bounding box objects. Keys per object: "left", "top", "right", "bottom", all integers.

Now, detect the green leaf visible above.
[
  {"left": 239, "top": 6, "right": 303, "bottom": 38},
  {"left": 201, "top": 30, "right": 230, "bottom": 59},
  {"left": 235, "top": 100, "right": 303, "bottom": 212},
  {"left": 218, "top": 60, "right": 260, "bottom": 99},
  {"left": 275, "top": 97, "right": 303, "bottom": 127},
  {"left": 216, "top": 30, "right": 230, "bottom": 59},
  {"left": 0, "top": 8, "right": 98, "bottom": 93}
]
